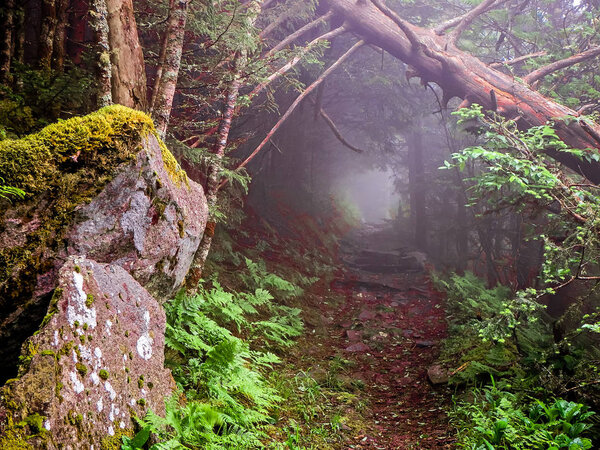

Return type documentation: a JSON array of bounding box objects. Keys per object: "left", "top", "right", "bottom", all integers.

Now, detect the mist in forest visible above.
[{"left": 334, "top": 168, "right": 400, "bottom": 224}]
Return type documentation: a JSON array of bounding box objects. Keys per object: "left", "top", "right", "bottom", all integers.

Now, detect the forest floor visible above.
[{"left": 271, "top": 222, "right": 455, "bottom": 449}]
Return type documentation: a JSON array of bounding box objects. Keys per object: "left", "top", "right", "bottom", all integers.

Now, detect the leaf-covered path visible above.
[{"left": 287, "top": 223, "right": 455, "bottom": 448}]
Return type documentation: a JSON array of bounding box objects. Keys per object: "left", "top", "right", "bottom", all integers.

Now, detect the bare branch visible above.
[
  {"left": 489, "top": 51, "right": 546, "bottom": 68},
  {"left": 447, "top": 0, "right": 509, "bottom": 45},
  {"left": 265, "top": 11, "right": 334, "bottom": 59},
  {"left": 222, "top": 40, "right": 365, "bottom": 187},
  {"left": 435, "top": 0, "right": 509, "bottom": 36},
  {"left": 309, "top": 98, "right": 364, "bottom": 153},
  {"left": 249, "top": 26, "right": 347, "bottom": 100},
  {"left": 524, "top": 46, "right": 600, "bottom": 85}
]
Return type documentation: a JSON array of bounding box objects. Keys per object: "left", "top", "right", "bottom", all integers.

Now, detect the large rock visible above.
[
  {"left": 0, "top": 106, "right": 207, "bottom": 381},
  {"left": 0, "top": 256, "right": 175, "bottom": 448}
]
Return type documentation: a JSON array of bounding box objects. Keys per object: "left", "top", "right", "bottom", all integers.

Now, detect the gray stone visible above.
[
  {"left": 0, "top": 256, "right": 175, "bottom": 448},
  {"left": 427, "top": 364, "right": 449, "bottom": 385}
]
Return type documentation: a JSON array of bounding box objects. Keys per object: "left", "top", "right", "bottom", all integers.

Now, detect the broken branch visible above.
[{"left": 309, "top": 98, "right": 364, "bottom": 153}]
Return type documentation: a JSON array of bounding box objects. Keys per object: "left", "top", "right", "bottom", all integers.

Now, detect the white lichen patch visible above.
[
  {"left": 44, "top": 420, "right": 51, "bottom": 431},
  {"left": 105, "top": 380, "right": 117, "bottom": 400},
  {"left": 91, "top": 372, "right": 100, "bottom": 386},
  {"left": 97, "top": 397, "right": 103, "bottom": 412},
  {"left": 120, "top": 420, "right": 126, "bottom": 429},
  {"left": 105, "top": 319, "right": 112, "bottom": 336},
  {"left": 53, "top": 330, "right": 59, "bottom": 347},
  {"left": 67, "top": 271, "right": 97, "bottom": 330},
  {"left": 136, "top": 334, "right": 153, "bottom": 360},
  {"left": 94, "top": 347, "right": 102, "bottom": 359},
  {"left": 108, "top": 425, "right": 115, "bottom": 436},
  {"left": 69, "top": 370, "right": 84, "bottom": 394}
]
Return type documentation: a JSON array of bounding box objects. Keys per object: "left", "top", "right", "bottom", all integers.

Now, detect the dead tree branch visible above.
[
  {"left": 309, "top": 98, "right": 364, "bottom": 153},
  {"left": 524, "top": 46, "right": 600, "bottom": 85},
  {"left": 265, "top": 11, "right": 334, "bottom": 59},
  {"left": 223, "top": 40, "right": 365, "bottom": 187}
]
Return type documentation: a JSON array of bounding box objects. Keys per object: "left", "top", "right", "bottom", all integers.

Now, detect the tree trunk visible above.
[
  {"left": 327, "top": 0, "right": 600, "bottom": 183},
  {"left": 105, "top": 0, "right": 147, "bottom": 110},
  {"left": 407, "top": 128, "right": 426, "bottom": 250},
  {"left": 51, "top": 0, "right": 69, "bottom": 71},
  {"left": 89, "top": 0, "right": 112, "bottom": 107},
  {"left": 0, "top": 1, "right": 14, "bottom": 82},
  {"left": 39, "top": 0, "right": 57, "bottom": 70},
  {"left": 186, "top": 68, "right": 243, "bottom": 291},
  {"left": 150, "top": 0, "right": 190, "bottom": 138}
]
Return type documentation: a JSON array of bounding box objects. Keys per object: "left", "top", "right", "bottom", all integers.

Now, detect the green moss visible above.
[
  {"left": 157, "top": 138, "right": 188, "bottom": 187},
  {"left": 0, "top": 105, "right": 161, "bottom": 308},
  {"left": 99, "top": 369, "right": 109, "bottom": 380},
  {"left": 76, "top": 362, "right": 88, "bottom": 377},
  {"left": 0, "top": 429, "right": 34, "bottom": 449},
  {"left": 137, "top": 398, "right": 146, "bottom": 406},
  {"left": 36, "top": 288, "right": 63, "bottom": 333},
  {"left": 85, "top": 294, "right": 94, "bottom": 308},
  {"left": 66, "top": 410, "right": 83, "bottom": 427},
  {"left": 100, "top": 427, "right": 133, "bottom": 450},
  {"left": 55, "top": 381, "right": 64, "bottom": 400},
  {"left": 19, "top": 413, "right": 46, "bottom": 434}
]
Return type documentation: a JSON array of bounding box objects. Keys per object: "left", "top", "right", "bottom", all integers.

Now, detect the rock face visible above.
[
  {"left": 0, "top": 107, "right": 208, "bottom": 448},
  {"left": 66, "top": 134, "right": 205, "bottom": 299},
  {"left": 0, "top": 257, "right": 175, "bottom": 448},
  {"left": 0, "top": 106, "right": 207, "bottom": 381}
]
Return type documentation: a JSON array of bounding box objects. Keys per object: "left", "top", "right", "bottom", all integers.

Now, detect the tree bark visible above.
[
  {"left": 327, "top": 0, "right": 600, "bottom": 183},
  {"left": 150, "top": 0, "right": 190, "bottom": 138},
  {"left": 89, "top": 0, "right": 112, "bottom": 107},
  {"left": 407, "top": 128, "right": 426, "bottom": 250},
  {"left": 0, "top": 1, "right": 15, "bottom": 82},
  {"left": 105, "top": 0, "right": 147, "bottom": 110},
  {"left": 51, "top": 0, "right": 68, "bottom": 71},
  {"left": 39, "top": 0, "right": 57, "bottom": 70},
  {"left": 185, "top": 63, "right": 243, "bottom": 291}
]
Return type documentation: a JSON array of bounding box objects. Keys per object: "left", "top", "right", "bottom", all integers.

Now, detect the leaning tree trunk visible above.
[
  {"left": 327, "top": 0, "right": 600, "bottom": 183},
  {"left": 106, "top": 0, "right": 147, "bottom": 110}
]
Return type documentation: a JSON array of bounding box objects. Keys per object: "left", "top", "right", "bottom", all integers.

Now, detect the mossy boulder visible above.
[
  {"left": 0, "top": 256, "right": 174, "bottom": 449},
  {"left": 0, "top": 106, "right": 208, "bottom": 381}
]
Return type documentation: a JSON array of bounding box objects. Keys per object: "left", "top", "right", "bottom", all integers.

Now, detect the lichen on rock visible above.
[
  {"left": 0, "top": 106, "right": 207, "bottom": 381},
  {"left": 0, "top": 256, "right": 174, "bottom": 449}
]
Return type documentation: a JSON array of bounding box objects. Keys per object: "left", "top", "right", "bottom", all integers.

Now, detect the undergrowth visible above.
[
  {"left": 122, "top": 201, "right": 352, "bottom": 449},
  {"left": 436, "top": 271, "right": 600, "bottom": 449}
]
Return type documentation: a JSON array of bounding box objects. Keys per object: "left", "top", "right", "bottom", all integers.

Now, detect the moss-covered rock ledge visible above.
[{"left": 0, "top": 105, "right": 208, "bottom": 382}]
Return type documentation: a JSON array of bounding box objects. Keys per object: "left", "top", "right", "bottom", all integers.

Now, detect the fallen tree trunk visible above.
[{"left": 327, "top": 0, "right": 600, "bottom": 183}]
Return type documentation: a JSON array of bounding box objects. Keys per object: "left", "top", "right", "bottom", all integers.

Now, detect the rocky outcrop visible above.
[
  {"left": 0, "top": 257, "right": 174, "bottom": 448},
  {"left": 0, "top": 106, "right": 208, "bottom": 381},
  {"left": 0, "top": 106, "right": 208, "bottom": 448}
]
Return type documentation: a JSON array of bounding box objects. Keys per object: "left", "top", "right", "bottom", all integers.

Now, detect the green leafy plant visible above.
[{"left": 451, "top": 378, "right": 594, "bottom": 449}]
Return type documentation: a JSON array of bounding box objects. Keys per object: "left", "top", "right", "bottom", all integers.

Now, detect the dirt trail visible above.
[{"left": 297, "top": 222, "right": 454, "bottom": 449}]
